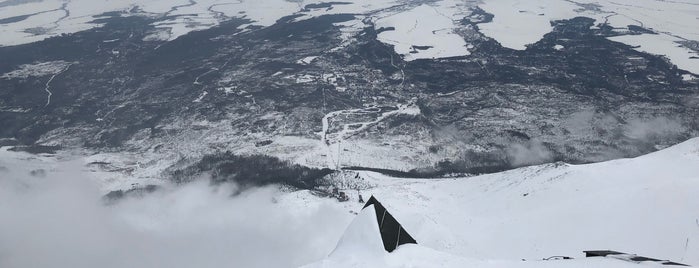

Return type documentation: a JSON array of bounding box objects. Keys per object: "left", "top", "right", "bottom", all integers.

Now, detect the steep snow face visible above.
[
  {"left": 331, "top": 205, "right": 384, "bottom": 256},
  {"left": 302, "top": 203, "right": 480, "bottom": 268},
  {"left": 298, "top": 137, "right": 699, "bottom": 267},
  {"left": 320, "top": 205, "right": 386, "bottom": 266}
]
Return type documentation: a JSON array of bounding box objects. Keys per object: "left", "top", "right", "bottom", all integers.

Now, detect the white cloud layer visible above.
[{"left": 0, "top": 170, "right": 352, "bottom": 268}]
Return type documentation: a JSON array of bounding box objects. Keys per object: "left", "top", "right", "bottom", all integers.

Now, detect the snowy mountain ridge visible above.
[
  {"left": 288, "top": 137, "right": 699, "bottom": 267},
  {"left": 0, "top": 137, "right": 698, "bottom": 267}
]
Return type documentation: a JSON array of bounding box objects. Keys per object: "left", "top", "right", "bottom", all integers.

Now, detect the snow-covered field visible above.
[
  {"left": 478, "top": 0, "right": 581, "bottom": 50},
  {"left": 374, "top": 3, "right": 472, "bottom": 61},
  {"left": 0, "top": 0, "right": 475, "bottom": 60},
  {"left": 2, "top": 137, "right": 698, "bottom": 267},
  {"left": 0, "top": 0, "right": 378, "bottom": 45},
  {"left": 478, "top": 0, "right": 699, "bottom": 74},
  {"left": 0, "top": 0, "right": 304, "bottom": 44},
  {"left": 2, "top": 0, "right": 697, "bottom": 71}
]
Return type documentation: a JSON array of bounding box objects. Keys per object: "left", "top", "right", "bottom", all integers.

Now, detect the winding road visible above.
[
  {"left": 318, "top": 104, "right": 420, "bottom": 169},
  {"left": 43, "top": 63, "right": 74, "bottom": 107}
]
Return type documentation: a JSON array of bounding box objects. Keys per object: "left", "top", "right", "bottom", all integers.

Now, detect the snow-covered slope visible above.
[
  {"left": 301, "top": 202, "right": 681, "bottom": 268},
  {"left": 296, "top": 137, "right": 699, "bottom": 267},
  {"left": 1, "top": 138, "right": 698, "bottom": 267}
]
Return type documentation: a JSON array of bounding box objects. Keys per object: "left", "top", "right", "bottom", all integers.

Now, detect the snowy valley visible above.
[{"left": 1, "top": 0, "right": 698, "bottom": 267}]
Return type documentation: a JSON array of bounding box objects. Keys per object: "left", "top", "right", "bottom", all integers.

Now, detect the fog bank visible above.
[{"left": 0, "top": 171, "right": 352, "bottom": 268}]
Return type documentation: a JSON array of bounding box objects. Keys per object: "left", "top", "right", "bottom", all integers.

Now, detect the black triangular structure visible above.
[{"left": 362, "top": 195, "right": 417, "bottom": 252}]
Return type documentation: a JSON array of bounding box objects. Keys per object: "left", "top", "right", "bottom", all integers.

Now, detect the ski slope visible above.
[{"left": 296, "top": 137, "right": 699, "bottom": 267}]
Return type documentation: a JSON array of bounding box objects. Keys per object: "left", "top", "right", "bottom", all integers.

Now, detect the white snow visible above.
[
  {"left": 305, "top": 244, "right": 665, "bottom": 268},
  {"left": 297, "top": 56, "right": 318, "bottom": 65},
  {"left": 0, "top": 0, "right": 303, "bottom": 46},
  {"left": 192, "top": 90, "right": 208, "bottom": 103},
  {"left": 218, "top": 85, "right": 237, "bottom": 95},
  {"left": 302, "top": 203, "right": 480, "bottom": 268},
  {"left": 478, "top": 0, "right": 581, "bottom": 50},
  {"left": 0, "top": 0, "right": 475, "bottom": 61},
  {"left": 295, "top": 74, "right": 316, "bottom": 83},
  {"left": 1, "top": 60, "right": 74, "bottom": 79},
  {"left": 317, "top": 104, "right": 422, "bottom": 169},
  {"left": 301, "top": 137, "right": 699, "bottom": 267},
  {"left": 329, "top": 205, "right": 385, "bottom": 258},
  {"left": 374, "top": 4, "right": 471, "bottom": 61},
  {"left": 2, "top": 137, "right": 699, "bottom": 267},
  {"left": 295, "top": 0, "right": 476, "bottom": 61},
  {"left": 477, "top": 0, "right": 699, "bottom": 74},
  {"left": 608, "top": 33, "right": 699, "bottom": 74},
  {"left": 1, "top": 0, "right": 698, "bottom": 74}
]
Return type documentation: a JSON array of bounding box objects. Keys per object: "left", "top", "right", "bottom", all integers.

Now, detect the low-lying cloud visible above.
[
  {"left": 505, "top": 139, "right": 553, "bottom": 167},
  {"left": 625, "top": 116, "right": 685, "bottom": 141},
  {"left": 0, "top": 169, "right": 352, "bottom": 268}
]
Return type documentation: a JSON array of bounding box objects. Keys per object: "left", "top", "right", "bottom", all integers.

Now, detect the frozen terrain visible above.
[
  {"left": 0, "top": 0, "right": 475, "bottom": 60},
  {"left": 2, "top": 0, "right": 696, "bottom": 72},
  {"left": 301, "top": 206, "right": 674, "bottom": 268},
  {"left": 0, "top": 0, "right": 304, "bottom": 45},
  {"left": 297, "top": 137, "right": 699, "bottom": 267},
  {"left": 1, "top": 1, "right": 697, "bottom": 266},
  {"left": 0, "top": 0, "right": 391, "bottom": 46},
  {"left": 2, "top": 137, "right": 698, "bottom": 267},
  {"left": 374, "top": 4, "right": 472, "bottom": 61},
  {"left": 478, "top": 0, "right": 581, "bottom": 50},
  {"left": 1, "top": 0, "right": 699, "bottom": 264},
  {"left": 2, "top": 0, "right": 698, "bottom": 193},
  {"left": 478, "top": 0, "right": 699, "bottom": 73}
]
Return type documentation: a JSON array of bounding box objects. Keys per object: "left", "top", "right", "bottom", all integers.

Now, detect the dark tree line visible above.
[{"left": 171, "top": 152, "right": 334, "bottom": 189}]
